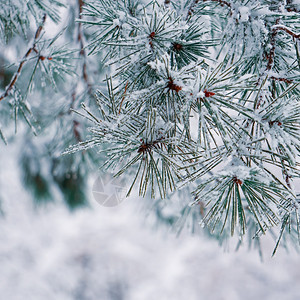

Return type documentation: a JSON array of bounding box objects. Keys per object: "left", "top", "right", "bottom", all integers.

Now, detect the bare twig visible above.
[
  {"left": 0, "top": 14, "right": 47, "bottom": 102},
  {"left": 265, "top": 23, "right": 300, "bottom": 72},
  {"left": 78, "top": 0, "right": 92, "bottom": 94},
  {"left": 278, "top": 148, "right": 292, "bottom": 189},
  {"left": 68, "top": 0, "right": 92, "bottom": 146},
  {"left": 73, "top": 120, "right": 82, "bottom": 142},
  {"left": 266, "top": 19, "right": 280, "bottom": 71},
  {"left": 255, "top": 19, "right": 296, "bottom": 108},
  {"left": 118, "top": 81, "right": 129, "bottom": 114},
  {"left": 203, "top": 0, "right": 231, "bottom": 9},
  {"left": 269, "top": 76, "right": 293, "bottom": 84},
  {"left": 272, "top": 25, "right": 300, "bottom": 39},
  {"left": 286, "top": 0, "right": 299, "bottom": 12},
  {"left": 187, "top": 0, "right": 200, "bottom": 18}
]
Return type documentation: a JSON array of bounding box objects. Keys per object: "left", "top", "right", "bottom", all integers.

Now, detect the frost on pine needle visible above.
[{"left": 191, "top": 158, "right": 289, "bottom": 237}]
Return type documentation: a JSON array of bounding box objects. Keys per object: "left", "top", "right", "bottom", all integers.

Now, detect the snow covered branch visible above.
[
  {"left": 0, "top": 14, "right": 47, "bottom": 102},
  {"left": 0, "top": 0, "right": 299, "bottom": 255}
]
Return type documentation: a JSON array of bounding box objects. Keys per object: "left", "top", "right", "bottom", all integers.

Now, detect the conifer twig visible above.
[
  {"left": 272, "top": 25, "right": 300, "bottom": 39},
  {"left": 255, "top": 20, "right": 294, "bottom": 108},
  {"left": 0, "top": 14, "right": 47, "bottom": 102}
]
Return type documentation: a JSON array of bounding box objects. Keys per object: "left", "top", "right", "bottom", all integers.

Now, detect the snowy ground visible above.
[{"left": 1, "top": 144, "right": 300, "bottom": 300}]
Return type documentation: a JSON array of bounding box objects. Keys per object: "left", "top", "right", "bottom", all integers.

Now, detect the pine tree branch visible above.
[
  {"left": 266, "top": 23, "right": 299, "bottom": 72},
  {"left": 0, "top": 14, "right": 47, "bottom": 102},
  {"left": 264, "top": 22, "right": 298, "bottom": 99},
  {"left": 255, "top": 20, "right": 295, "bottom": 108}
]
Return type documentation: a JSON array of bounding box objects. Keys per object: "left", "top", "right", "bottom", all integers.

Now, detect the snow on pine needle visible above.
[{"left": 191, "top": 158, "right": 290, "bottom": 237}]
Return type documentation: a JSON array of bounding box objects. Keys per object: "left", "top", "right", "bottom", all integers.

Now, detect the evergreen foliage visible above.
[{"left": 0, "top": 0, "right": 299, "bottom": 255}]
